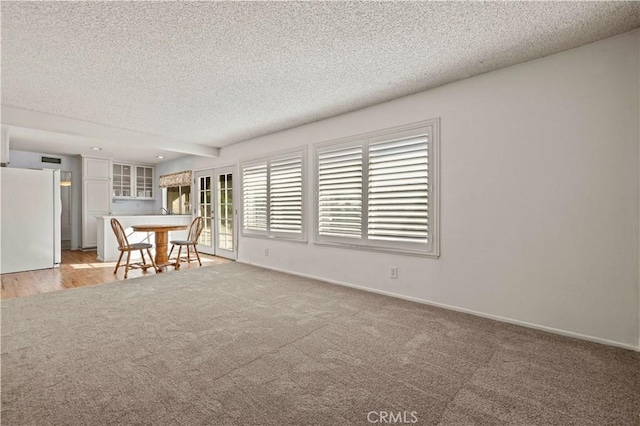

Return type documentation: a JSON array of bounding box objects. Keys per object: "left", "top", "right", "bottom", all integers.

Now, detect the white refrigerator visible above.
[{"left": 1, "top": 168, "right": 62, "bottom": 274}]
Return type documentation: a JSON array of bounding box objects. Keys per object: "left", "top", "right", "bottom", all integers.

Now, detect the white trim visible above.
[
  {"left": 192, "top": 163, "right": 236, "bottom": 173},
  {"left": 430, "top": 117, "right": 441, "bottom": 258},
  {"left": 241, "top": 234, "right": 309, "bottom": 244},
  {"left": 313, "top": 240, "right": 439, "bottom": 258},
  {"left": 241, "top": 261, "right": 639, "bottom": 352}
]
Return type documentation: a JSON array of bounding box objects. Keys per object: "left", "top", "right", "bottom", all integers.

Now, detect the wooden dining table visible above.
[{"left": 131, "top": 224, "right": 188, "bottom": 269}]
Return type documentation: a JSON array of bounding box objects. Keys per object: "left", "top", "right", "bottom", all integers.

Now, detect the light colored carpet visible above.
[{"left": 1, "top": 262, "right": 638, "bottom": 425}]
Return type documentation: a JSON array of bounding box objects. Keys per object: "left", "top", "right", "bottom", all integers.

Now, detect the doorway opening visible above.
[
  {"left": 195, "top": 167, "right": 237, "bottom": 260},
  {"left": 60, "top": 171, "right": 72, "bottom": 250}
]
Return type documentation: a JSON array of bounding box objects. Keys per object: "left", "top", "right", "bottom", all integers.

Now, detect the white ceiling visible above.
[{"left": 2, "top": 1, "right": 639, "bottom": 164}]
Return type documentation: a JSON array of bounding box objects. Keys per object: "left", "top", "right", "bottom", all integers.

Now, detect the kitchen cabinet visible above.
[
  {"left": 135, "top": 165, "right": 154, "bottom": 199},
  {"left": 83, "top": 158, "right": 155, "bottom": 249},
  {"left": 82, "top": 156, "right": 111, "bottom": 249},
  {"left": 112, "top": 162, "right": 133, "bottom": 198},
  {"left": 83, "top": 157, "right": 111, "bottom": 180},
  {"left": 112, "top": 162, "right": 154, "bottom": 199}
]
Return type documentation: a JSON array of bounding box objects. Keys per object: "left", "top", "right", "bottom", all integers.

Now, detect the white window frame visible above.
[
  {"left": 240, "top": 147, "right": 307, "bottom": 241},
  {"left": 162, "top": 185, "right": 192, "bottom": 215},
  {"left": 314, "top": 118, "right": 440, "bottom": 257}
]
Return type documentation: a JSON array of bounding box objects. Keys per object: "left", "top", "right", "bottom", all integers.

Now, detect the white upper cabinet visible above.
[
  {"left": 112, "top": 162, "right": 154, "bottom": 199},
  {"left": 135, "top": 165, "right": 154, "bottom": 199},
  {"left": 83, "top": 157, "right": 111, "bottom": 180},
  {"left": 112, "top": 162, "right": 133, "bottom": 198}
]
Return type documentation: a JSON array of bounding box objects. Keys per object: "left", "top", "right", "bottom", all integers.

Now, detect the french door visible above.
[{"left": 195, "top": 167, "right": 237, "bottom": 260}]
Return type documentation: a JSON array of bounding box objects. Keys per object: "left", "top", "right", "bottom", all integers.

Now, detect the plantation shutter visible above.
[
  {"left": 242, "top": 162, "right": 268, "bottom": 232},
  {"left": 367, "top": 134, "right": 429, "bottom": 244},
  {"left": 270, "top": 155, "right": 303, "bottom": 234},
  {"left": 318, "top": 145, "right": 363, "bottom": 238}
]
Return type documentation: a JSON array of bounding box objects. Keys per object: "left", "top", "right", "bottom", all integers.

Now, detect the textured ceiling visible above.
[{"left": 1, "top": 1, "right": 639, "bottom": 159}]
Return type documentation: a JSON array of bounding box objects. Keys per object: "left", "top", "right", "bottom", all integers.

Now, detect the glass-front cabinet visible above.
[
  {"left": 136, "top": 166, "right": 154, "bottom": 199},
  {"left": 112, "top": 163, "right": 132, "bottom": 198},
  {"left": 112, "top": 162, "right": 154, "bottom": 199}
]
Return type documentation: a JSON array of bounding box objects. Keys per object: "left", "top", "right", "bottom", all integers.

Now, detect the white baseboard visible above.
[{"left": 242, "top": 261, "right": 640, "bottom": 352}]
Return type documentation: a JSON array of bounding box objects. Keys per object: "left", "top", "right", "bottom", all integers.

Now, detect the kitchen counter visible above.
[{"left": 97, "top": 214, "right": 192, "bottom": 262}]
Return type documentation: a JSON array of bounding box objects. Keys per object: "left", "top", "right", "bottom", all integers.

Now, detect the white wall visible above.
[
  {"left": 8, "top": 150, "right": 81, "bottom": 250},
  {"left": 154, "top": 156, "right": 196, "bottom": 213},
  {"left": 111, "top": 199, "right": 157, "bottom": 215},
  {"left": 158, "top": 30, "right": 640, "bottom": 349}
]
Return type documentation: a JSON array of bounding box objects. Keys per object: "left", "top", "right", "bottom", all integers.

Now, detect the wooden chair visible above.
[
  {"left": 168, "top": 217, "right": 205, "bottom": 269},
  {"left": 110, "top": 218, "right": 159, "bottom": 279}
]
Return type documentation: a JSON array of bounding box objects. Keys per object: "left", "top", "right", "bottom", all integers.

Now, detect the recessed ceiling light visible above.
[
  {"left": 157, "top": 155, "right": 164, "bottom": 159},
  {"left": 91, "top": 147, "right": 102, "bottom": 151}
]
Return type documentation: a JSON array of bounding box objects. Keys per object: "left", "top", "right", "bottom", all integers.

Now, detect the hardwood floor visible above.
[{"left": 1, "top": 250, "right": 231, "bottom": 300}]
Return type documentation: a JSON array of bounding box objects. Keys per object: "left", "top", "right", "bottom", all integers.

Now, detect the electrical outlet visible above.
[
  {"left": 390, "top": 266, "right": 398, "bottom": 279},
  {"left": 264, "top": 248, "right": 269, "bottom": 257}
]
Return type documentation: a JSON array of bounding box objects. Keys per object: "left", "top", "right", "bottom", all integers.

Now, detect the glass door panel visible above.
[
  {"left": 196, "top": 173, "right": 213, "bottom": 252},
  {"left": 195, "top": 168, "right": 236, "bottom": 259},
  {"left": 214, "top": 167, "right": 236, "bottom": 260}
]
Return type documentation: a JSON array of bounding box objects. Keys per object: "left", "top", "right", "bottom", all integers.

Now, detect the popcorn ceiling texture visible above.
[{"left": 2, "top": 2, "right": 639, "bottom": 147}]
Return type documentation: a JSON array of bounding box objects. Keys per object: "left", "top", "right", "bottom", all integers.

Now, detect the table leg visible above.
[{"left": 155, "top": 230, "right": 169, "bottom": 268}]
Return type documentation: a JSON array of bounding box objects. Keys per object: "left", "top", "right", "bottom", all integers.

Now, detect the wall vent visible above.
[{"left": 41, "top": 156, "right": 62, "bottom": 164}]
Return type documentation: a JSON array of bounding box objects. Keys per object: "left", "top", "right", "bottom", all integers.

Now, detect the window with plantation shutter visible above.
[
  {"left": 314, "top": 119, "right": 439, "bottom": 256},
  {"left": 270, "top": 155, "right": 303, "bottom": 234},
  {"left": 242, "top": 162, "right": 268, "bottom": 233},
  {"left": 240, "top": 149, "right": 306, "bottom": 240},
  {"left": 368, "top": 134, "right": 429, "bottom": 244},
  {"left": 318, "top": 145, "right": 363, "bottom": 239}
]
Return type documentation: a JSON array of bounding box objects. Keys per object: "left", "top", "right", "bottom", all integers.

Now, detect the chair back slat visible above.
[
  {"left": 110, "top": 218, "right": 129, "bottom": 249},
  {"left": 188, "top": 217, "right": 205, "bottom": 243}
]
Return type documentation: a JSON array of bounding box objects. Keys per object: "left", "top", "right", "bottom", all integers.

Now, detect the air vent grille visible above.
[{"left": 41, "top": 156, "right": 62, "bottom": 164}]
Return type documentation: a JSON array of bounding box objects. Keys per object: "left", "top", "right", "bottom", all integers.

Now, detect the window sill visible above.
[
  {"left": 241, "top": 233, "right": 308, "bottom": 244},
  {"left": 313, "top": 240, "right": 440, "bottom": 258}
]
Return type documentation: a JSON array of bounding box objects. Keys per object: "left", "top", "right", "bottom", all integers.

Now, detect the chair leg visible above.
[
  {"left": 169, "top": 244, "right": 175, "bottom": 260},
  {"left": 187, "top": 245, "right": 191, "bottom": 262},
  {"left": 124, "top": 250, "right": 132, "bottom": 279},
  {"left": 140, "top": 250, "right": 148, "bottom": 271},
  {"left": 147, "top": 248, "right": 159, "bottom": 272},
  {"left": 114, "top": 250, "right": 124, "bottom": 274},
  {"left": 175, "top": 245, "right": 183, "bottom": 270},
  {"left": 193, "top": 244, "right": 202, "bottom": 266}
]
